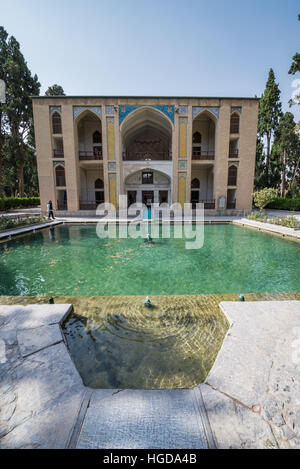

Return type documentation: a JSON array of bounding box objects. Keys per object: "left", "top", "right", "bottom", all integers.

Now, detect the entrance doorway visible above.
[
  {"left": 159, "top": 190, "right": 168, "bottom": 204},
  {"left": 142, "top": 191, "right": 154, "bottom": 207},
  {"left": 127, "top": 191, "right": 137, "bottom": 207}
]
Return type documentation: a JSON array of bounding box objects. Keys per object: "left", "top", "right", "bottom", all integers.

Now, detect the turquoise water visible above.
[{"left": 0, "top": 224, "right": 299, "bottom": 296}]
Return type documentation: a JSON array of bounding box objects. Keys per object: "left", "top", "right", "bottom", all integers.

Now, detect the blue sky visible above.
[{"left": 1, "top": 0, "right": 300, "bottom": 120}]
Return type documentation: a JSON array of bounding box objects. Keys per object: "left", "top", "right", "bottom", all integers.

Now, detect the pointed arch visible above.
[
  {"left": 55, "top": 164, "right": 66, "bottom": 187},
  {"left": 191, "top": 178, "right": 200, "bottom": 189},
  {"left": 228, "top": 165, "right": 238, "bottom": 186},
  {"left": 95, "top": 178, "right": 104, "bottom": 189},
  {"left": 193, "top": 131, "right": 202, "bottom": 144},
  {"left": 230, "top": 112, "right": 240, "bottom": 134},
  {"left": 93, "top": 131, "right": 102, "bottom": 144},
  {"left": 52, "top": 112, "right": 62, "bottom": 134}
]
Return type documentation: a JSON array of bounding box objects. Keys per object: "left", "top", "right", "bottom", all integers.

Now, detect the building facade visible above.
[{"left": 32, "top": 96, "right": 259, "bottom": 214}]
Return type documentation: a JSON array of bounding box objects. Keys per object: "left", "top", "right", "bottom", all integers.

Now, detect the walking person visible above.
[{"left": 47, "top": 200, "right": 55, "bottom": 220}]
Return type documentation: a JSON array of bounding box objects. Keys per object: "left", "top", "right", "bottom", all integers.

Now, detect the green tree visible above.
[
  {"left": 289, "top": 14, "right": 300, "bottom": 75},
  {"left": 254, "top": 137, "right": 267, "bottom": 189},
  {"left": 45, "top": 84, "right": 65, "bottom": 96},
  {"left": 0, "top": 27, "right": 40, "bottom": 196},
  {"left": 253, "top": 188, "right": 278, "bottom": 211},
  {"left": 0, "top": 27, "right": 9, "bottom": 196},
  {"left": 272, "top": 112, "right": 300, "bottom": 197},
  {"left": 257, "top": 69, "right": 282, "bottom": 186}
]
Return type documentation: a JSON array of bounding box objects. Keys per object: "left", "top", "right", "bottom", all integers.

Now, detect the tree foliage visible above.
[
  {"left": 253, "top": 188, "right": 278, "bottom": 211},
  {"left": 0, "top": 26, "right": 40, "bottom": 197},
  {"left": 45, "top": 84, "right": 65, "bottom": 96},
  {"left": 289, "top": 14, "right": 300, "bottom": 75},
  {"left": 257, "top": 69, "right": 282, "bottom": 185}
]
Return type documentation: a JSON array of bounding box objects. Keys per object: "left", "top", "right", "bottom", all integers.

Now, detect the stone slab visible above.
[
  {"left": 17, "top": 324, "right": 62, "bottom": 357},
  {"left": 0, "top": 304, "right": 72, "bottom": 331},
  {"left": 0, "top": 305, "right": 85, "bottom": 449},
  {"left": 200, "top": 384, "right": 277, "bottom": 449},
  {"left": 77, "top": 388, "right": 209, "bottom": 449},
  {"left": 203, "top": 301, "right": 300, "bottom": 449}
]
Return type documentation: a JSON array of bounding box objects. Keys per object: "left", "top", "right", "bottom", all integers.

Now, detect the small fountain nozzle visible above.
[{"left": 144, "top": 296, "right": 152, "bottom": 308}]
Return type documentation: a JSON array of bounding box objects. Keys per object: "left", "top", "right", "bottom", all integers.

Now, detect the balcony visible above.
[
  {"left": 192, "top": 200, "right": 215, "bottom": 209},
  {"left": 53, "top": 149, "right": 64, "bottom": 158},
  {"left": 123, "top": 151, "right": 172, "bottom": 161},
  {"left": 80, "top": 201, "right": 98, "bottom": 210},
  {"left": 79, "top": 149, "right": 103, "bottom": 161},
  {"left": 192, "top": 149, "right": 215, "bottom": 160},
  {"left": 228, "top": 149, "right": 239, "bottom": 159}
]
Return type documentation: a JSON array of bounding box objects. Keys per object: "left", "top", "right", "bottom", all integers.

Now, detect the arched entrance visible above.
[{"left": 124, "top": 168, "right": 171, "bottom": 207}]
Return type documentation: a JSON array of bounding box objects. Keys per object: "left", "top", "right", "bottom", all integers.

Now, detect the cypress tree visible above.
[{"left": 257, "top": 69, "right": 282, "bottom": 186}]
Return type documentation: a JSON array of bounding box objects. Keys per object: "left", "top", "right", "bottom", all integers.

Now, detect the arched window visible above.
[
  {"left": 191, "top": 178, "right": 200, "bottom": 189},
  {"left": 193, "top": 132, "right": 202, "bottom": 145},
  {"left": 93, "top": 131, "right": 102, "bottom": 144},
  {"left": 228, "top": 165, "right": 237, "bottom": 186},
  {"left": 230, "top": 113, "right": 240, "bottom": 134},
  {"left": 95, "top": 178, "right": 104, "bottom": 189},
  {"left": 95, "top": 178, "right": 104, "bottom": 204},
  {"left": 55, "top": 165, "right": 66, "bottom": 187},
  {"left": 52, "top": 112, "right": 62, "bottom": 134}
]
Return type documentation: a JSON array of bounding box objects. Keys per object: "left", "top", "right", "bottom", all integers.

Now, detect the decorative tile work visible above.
[
  {"left": 228, "top": 161, "right": 240, "bottom": 167},
  {"left": 231, "top": 107, "right": 242, "bottom": 114},
  {"left": 50, "top": 106, "right": 61, "bottom": 114},
  {"left": 107, "top": 117, "right": 115, "bottom": 160},
  {"left": 53, "top": 161, "right": 65, "bottom": 167},
  {"left": 179, "top": 117, "right": 188, "bottom": 158},
  {"left": 179, "top": 160, "right": 187, "bottom": 170},
  {"left": 109, "top": 174, "right": 117, "bottom": 208},
  {"left": 73, "top": 106, "right": 102, "bottom": 120},
  {"left": 106, "top": 106, "right": 115, "bottom": 115},
  {"left": 178, "top": 173, "right": 187, "bottom": 208},
  {"left": 108, "top": 162, "right": 116, "bottom": 171},
  {"left": 178, "top": 106, "right": 188, "bottom": 115},
  {"left": 119, "top": 105, "right": 175, "bottom": 124},
  {"left": 192, "top": 107, "right": 220, "bottom": 119}
]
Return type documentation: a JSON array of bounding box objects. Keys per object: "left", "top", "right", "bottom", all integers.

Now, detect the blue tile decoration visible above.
[
  {"left": 178, "top": 106, "right": 188, "bottom": 115},
  {"left": 106, "top": 106, "right": 115, "bottom": 115},
  {"left": 231, "top": 107, "right": 242, "bottom": 114},
  {"left": 53, "top": 161, "right": 65, "bottom": 167},
  {"left": 73, "top": 106, "right": 102, "bottom": 120},
  {"left": 192, "top": 107, "right": 219, "bottom": 119},
  {"left": 119, "top": 105, "right": 174, "bottom": 124},
  {"left": 50, "top": 106, "right": 61, "bottom": 114},
  {"left": 179, "top": 160, "right": 187, "bottom": 170},
  {"left": 108, "top": 162, "right": 116, "bottom": 171}
]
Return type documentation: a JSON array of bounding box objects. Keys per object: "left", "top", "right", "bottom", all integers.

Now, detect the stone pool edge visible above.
[{"left": 1, "top": 299, "right": 300, "bottom": 449}]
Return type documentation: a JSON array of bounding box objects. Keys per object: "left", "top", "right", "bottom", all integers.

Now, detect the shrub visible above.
[
  {"left": 266, "top": 198, "right": 300, "bottom": 211},
  {"left": 253, "top": 188, "right": 278, "bottom": 211},
  {"left": 0, "top": 215, "right": 46, "bottom": 231},
  {"left": 0, "top": 197, "right": 40, "bottom": 211}
]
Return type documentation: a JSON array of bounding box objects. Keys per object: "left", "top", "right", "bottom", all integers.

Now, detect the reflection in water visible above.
[{"left": 62, "top": 296, "right": 229, "bottom": 389}]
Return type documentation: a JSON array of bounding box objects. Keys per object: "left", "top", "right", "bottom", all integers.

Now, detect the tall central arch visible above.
[
  {"left": 121, "top": 107, "right": 173, "bottom": 205},
  {"left": 121, "top": 107, "right": 173, "bottom": 161}
]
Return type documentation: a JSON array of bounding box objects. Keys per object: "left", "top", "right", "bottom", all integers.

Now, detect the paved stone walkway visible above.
[
  {"left": 1, "top": 301, "right": 300, "bottom": 449},
  {"left": 234, "top": 218, "right": 300, "bottom": 240},
  {"left": 0, "top": 220, "right": 62, "bottom": 240}
]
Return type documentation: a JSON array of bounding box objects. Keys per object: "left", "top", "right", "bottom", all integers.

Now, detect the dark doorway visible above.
[
  {"left": 159, "top": 191, "right": 168, "bottom": 204},
  {"left": 127, "top": 191, "right": 137, "bottom": 207},
  {"left": 95, "top": 191, "right": 105, "bottom": 205},
  {"left": 142, "top": 191, "right": 154, "bottom": 207}
]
